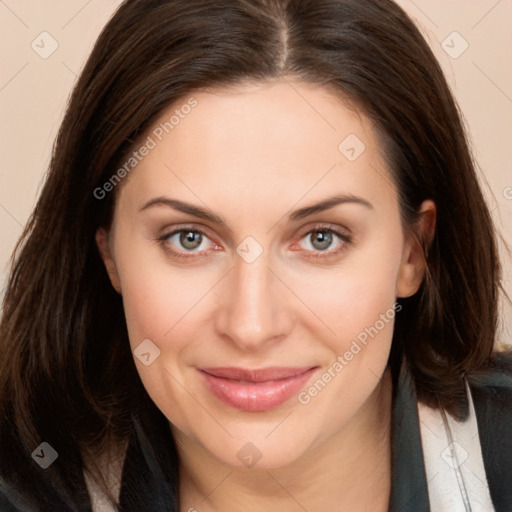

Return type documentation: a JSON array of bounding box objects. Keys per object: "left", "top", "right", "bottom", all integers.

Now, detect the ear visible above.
[
  {"left": 95, "top": 228, "right": 122, "bottom": 294},
  {"left": 397, "top": 199, "right": 436, "bottom": 298}
]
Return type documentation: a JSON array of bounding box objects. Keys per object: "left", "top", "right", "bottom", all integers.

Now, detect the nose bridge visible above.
[{"left": 216, "top": 251, "right": 291, "bottom": 350}]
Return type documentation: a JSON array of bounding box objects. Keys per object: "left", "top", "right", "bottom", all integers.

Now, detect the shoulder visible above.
[
  {"left": 468, "top": 350, "right": 512, "bottom": 421},
  {"left": 468, "top": 350, "right": 512, "bottom": 512},
  {"left": 416, "top": 352, "right": 512, "bottom": 511}
]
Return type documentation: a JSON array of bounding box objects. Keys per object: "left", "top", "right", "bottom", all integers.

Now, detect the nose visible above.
[{"left": 215, "top": 253, "right": 294, "bottom": 352}]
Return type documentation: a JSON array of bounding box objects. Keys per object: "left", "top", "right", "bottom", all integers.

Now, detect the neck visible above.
[{"left": 175, "top": 368, "right": 393, "bottom": 512}]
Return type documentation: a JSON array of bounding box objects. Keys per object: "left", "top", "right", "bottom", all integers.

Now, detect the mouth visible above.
[{"left": 198, "top": 366, "right": 318, "bottom": 412}]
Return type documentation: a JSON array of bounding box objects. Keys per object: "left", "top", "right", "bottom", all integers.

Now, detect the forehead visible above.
[{"left": 116, "top": 80, "right": 397, "bottom": 217}]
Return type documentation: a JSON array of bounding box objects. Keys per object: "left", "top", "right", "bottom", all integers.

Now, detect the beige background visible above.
[{"left": 1, "top": 0, "right": 511, "bottom": 346}]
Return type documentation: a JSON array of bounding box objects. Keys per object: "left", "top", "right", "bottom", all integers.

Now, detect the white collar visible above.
[{"left": 418, "top": 381, "right": 495, "bottom": 511}]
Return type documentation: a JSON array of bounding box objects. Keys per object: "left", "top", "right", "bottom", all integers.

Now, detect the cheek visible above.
[
  {"left": 288, "top": 238, "right": 402, "bottom": 435},
  {"left": 115, "top": 239, "right": 215, "bottom": 349},
  {"left": 114, "top": 247, "right": 215, "bottom": 432},
  {"left": 287, "top": 230, "right": 403, "bottom": 349}
]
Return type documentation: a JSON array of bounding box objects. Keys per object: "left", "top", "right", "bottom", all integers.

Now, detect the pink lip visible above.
[{"left": 199, "top": 366, "right": 317, "bottom": 412}]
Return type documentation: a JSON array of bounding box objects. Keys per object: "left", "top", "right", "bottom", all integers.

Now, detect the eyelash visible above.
[
  {"left": 156, "top": 224, "right": 352, "bottom": 262},
  {"left": 157, "top": 225, "right": 217, "bottom": 261},
  {"left": 290, "top": 224, "right": 352, "bottom": 261}
]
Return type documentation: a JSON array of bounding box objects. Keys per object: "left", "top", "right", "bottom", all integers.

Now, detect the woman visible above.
[{"left": 0, "top": 0, "right": 510, "bottom": 510}]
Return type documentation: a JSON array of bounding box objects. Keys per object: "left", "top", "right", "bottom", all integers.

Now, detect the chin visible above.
[{"left": 190, "top": 422, "right": 318, "bottom": 471}]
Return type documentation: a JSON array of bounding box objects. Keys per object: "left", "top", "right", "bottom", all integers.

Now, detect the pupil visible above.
[
  {"left": 180, "top": 231, "right": 202, "bottom": 249},
  {"left": 312, "top": 231, "right": 332, "bottom": 250}
]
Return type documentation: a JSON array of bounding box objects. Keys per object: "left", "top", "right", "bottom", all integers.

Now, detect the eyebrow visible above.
[
  {"left": 288, "top": 194, "right": 373, "bottom": 221},
  {"left": 139, "top": 197, "right": 226, "bottom": 225},
  {"left": 138, "top": 193, "right": 373, "bottom": 224}
]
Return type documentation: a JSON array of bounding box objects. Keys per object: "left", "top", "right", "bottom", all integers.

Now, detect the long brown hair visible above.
[{"left": 0, "top": 0, "right": 506, "bottom": 508}]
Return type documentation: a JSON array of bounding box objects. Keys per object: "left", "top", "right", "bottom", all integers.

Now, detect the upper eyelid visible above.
[
  {"left": 297, "top": 223, "right": 350, "bottom": 236},
  {"left": 161, "top": 224, "right": 214, "bottom": 239},
  {"left": 160, "top": 223, "right": 348, "bottom": 238}
]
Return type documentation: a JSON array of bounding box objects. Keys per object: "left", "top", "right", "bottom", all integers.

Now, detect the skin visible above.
[{"left": 96, "top": 79, "right": 436, "bottom": 511}]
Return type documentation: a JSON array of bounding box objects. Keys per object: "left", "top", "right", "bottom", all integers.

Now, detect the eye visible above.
[
  {"left": 304, "top": 230, "right": 335, "bottom": 251},
  {"left": 294, "top": 225, "right": 352, "bottom": 259},
  {"left": 174, "top": 230, "right": 205, "bottom": 251},
  {"left": 157, "top": 226, "right": 219, "bottom": 260}
]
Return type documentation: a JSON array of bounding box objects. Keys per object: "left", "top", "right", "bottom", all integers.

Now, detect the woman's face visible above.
[{"left": 97, "top": 80, "right": 430, "bottom": 469}]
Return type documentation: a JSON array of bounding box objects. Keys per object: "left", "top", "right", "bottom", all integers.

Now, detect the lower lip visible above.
[{"left": 199, "top": 368, "right": 317, "bottom": 412}]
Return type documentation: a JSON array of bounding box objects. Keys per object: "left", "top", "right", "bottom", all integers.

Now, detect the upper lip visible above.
[{"left": 199, "top": 367, "right": 315, "bottom": 382}]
